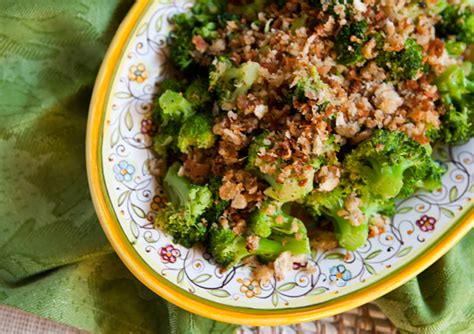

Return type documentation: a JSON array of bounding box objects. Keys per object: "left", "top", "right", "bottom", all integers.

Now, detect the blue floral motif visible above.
[
  {"left": 329, "top": 265, "right": 352, "bottom": 287},
  {"left": 113, "top": 160, "right": 135, "bottom": 182}
]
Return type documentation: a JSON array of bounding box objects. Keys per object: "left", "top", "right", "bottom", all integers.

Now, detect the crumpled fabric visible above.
[{"left": 0, "top": 1, "right": 236, "bottom": 333}]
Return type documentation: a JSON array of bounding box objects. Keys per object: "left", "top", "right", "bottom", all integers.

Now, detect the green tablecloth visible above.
[{"left": 0, "top": 1, "right": 472, "bottom": 333}]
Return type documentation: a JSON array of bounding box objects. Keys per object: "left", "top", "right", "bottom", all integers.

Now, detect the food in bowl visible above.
[{"left": 149, "top": 0, "right": 473, "bottom": 279}]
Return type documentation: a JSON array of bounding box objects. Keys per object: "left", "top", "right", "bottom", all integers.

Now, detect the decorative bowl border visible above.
[{"left": 86, "top": 0, "right": 474, "bottom": 326}]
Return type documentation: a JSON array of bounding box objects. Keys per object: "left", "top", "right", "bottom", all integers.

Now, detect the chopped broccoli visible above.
[
  {"left": 209, "top": 57, "right": 260, "bottom": 110},
  {"left": 435, "top": 64, "right": 474, "bottom": 144},
  {"left": 436, "top": 5, "right": 474, "bottom": 44},
  {"left": 158, "top": 90, "right": 194, "bottom": 123},
  {"left": 157, "top": 78, "right": 186, "bottom": 96},
  {"left": 376, "top": 39, "right": 423, "bottom": 81},
  {"left": 335, "top": 20, "right": 369, "bottom": 66},
  {"left": 184, "top": 78, "right": 212, "bottom": 111},
  {"left": 208, "top": 224, "right": 310, "bottom": 268},
  {"left": 445, "top": 41, "right": 467, "bottom": 57},
  {"left": 343, "top": 130, "right": 443, "bottom": 200},
  {"left": 177, "top": 114, "right": 216, "bottom": 153},
  {"left": 305, "top": 181, "right": 394, "bottom": 250},
  {"left": 436, "top": 64, "right": 474, "bottom": 101},
  {"left": 292, "top": 66, "right": 328, "bottom": 102},
  {"left": 249, "top": 201, "right": 309, "bottom": 238},
  {"left": 169, "top": 0, "right": 227, "bottom": 70},
  {"left": 155, "top": 163, "right": 213, "bottom": 247},
  {"left": 153, "top": 121, "right": 181, "bottom": 157},
  {"left": 201, "top": 177, "right": 229, "bottom": 225},
  {"left": 247, "top": 132, "right": 315, "bottom": 202}
]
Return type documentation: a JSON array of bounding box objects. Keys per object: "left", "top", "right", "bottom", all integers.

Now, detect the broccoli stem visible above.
[
  {"left": 362, "top": 162, "right": 413, "bottom": 199},
  {"left": 331, "top": 215, "right": 369, "bottom": 251},
  {"left": 163, "top": 163, "right": 190, "bottom": 206}
]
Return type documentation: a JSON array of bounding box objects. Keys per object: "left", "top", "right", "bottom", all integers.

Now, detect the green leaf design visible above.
[
  {"left": 309, "top": 287, "right": 327, "bottom": 296},
  {"left": 117, "top": 191, "right": 129, "bottom": 206},
  {"left": 440, "top": 207, "right": 455, "bottom": 218},
  {"left": 177, "top": 269, "right": 184, "bottom": 284},
  {"left": 469, "top": 184, "right": 474, "bottom": 193},
  {"left": 397, "top": 246, "right": 412, "bottom": 257},
  {"left": 271, "top": 293, "right": 279, "bottom": 307},
  {"left": 130, "top": 220, "right": 139, "bottom": 239},
  {"left": 365, "top": 263, "right": 376, "bottom": 275},
  {"left": 365, "top": 250, "right": 382, "bottom": 260},
  {"left": 449, "top": 186, "right": 458, "bottom": 202},
  {"left": 396, "top": 206, "right": 413, "bottom": 214},
  {"left": 132, "top": 204, "right": 146, "bottom": 218},
  {"left": 324, "top": 253, "right": 345, "bottom": 260},
  {"left": 155, "top": 16, "right": 163, "bottom": 32},
  {"left": 208, "top": 289, "right": 230, "bottom": 298},
  {"left": 125, "top": 110, "right": 133, "bottom": 131},
  {"left": 110, "top": 128, "right": 120, "bottom": 147},
  {"left": 278, "top": 282, "right": 297, "bottom": 292},
  {"left": 193, "top": 274, "right": 212, "bottom": 283},
  {"left": 136, "top": 22, "right": 149, "bottom": 36}
]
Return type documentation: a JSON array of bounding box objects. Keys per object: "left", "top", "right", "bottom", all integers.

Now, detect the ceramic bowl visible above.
[{"left": 87, "top": 0, "right": 474, "bottom": 325}]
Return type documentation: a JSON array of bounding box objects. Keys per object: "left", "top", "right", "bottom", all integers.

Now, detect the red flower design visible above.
[
  {"left": 416, "top": 215, "right": 437, "bottom": 232},
  {"left": 293, "top": 262, "right": 308, "bottom": 270},
  {"left": 159, "top": 245, "right": 181, "bottom": 263},
  {"left": 141, "top": 118, "right": 156, "bottom": 136}
]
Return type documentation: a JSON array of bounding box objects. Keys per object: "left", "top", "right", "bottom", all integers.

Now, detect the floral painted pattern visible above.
[
  {"left": 329, "top": 265, "right": 352, "bottom": 287},
  {"left": 160, "top": 245, "right": 181, "bottom": 264},
  {"left": 140, "top": 118, "right": 156, "bottom": 136},
  {"left": 113, "top": 160, "right": 135, "bottom": 182},
  {"left": 416, "top": 215, "right": 437, "bottom": 232},
  {"left": 293, "top": 262, "right": 308, "bottom": 270},
  {"left": 128, "top": 63, "right": 148, "bottom": 83},
  {"left": 239, "top": 279, "right": 262, "bottom": 298}
]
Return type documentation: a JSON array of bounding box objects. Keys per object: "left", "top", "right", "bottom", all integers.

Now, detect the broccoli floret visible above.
[
  {"left": 436, "top": 5, "right": 474, "bottom": 44},
  {"left": 445, "top": 41, "right": 467, "bottom": 56},
  {"left": 209, "top": 57, "right": 260, "bottom": 110},
  {"left": 292, "top": 66, "right": 328, "bottom": 102},
  {"left": 439, "top": 104, "right": 472, "bottom": 144},
  {"left": 155, "top": 163, "right": 213, "bottom": 247},
  {"left": 343, "top": 130, "right": 443, "bottom": 200},
  {"left": 158, "top": 90, "right": 194, "bottom": 123},
  {"left": 201, "top": 177, "right": 229, "bottom": 225},
  {"left": 208, "top": 224, "right": 310, "bottom": 269},
  {"left": 184, "top": 78, "right": 212, "bottom": 111},
  {"left": 247, "top": 132, "right": 315, "bottom": 202},
  {"left": 376, "top": 39, "right": 423, "bottom": 81},
  {"left": 305, "top": 181, "right": 394, "bottom": 250},
  {"left": 169, "top": 0, "right": 227, "bottom": 70},
  {"left": 153, "top": 121, "right": 181, "bottom": 157},
  {"left": 335, "top": 20, "right": 369, "bottom": 67},
  {"left": 436, "top": 64, "right": 474, "bottom": 101},
  {"left": 177, "top": 114, "right": 216, "bottom": 153},
  {"left": 249, "top": 201, "right": 309, "bottom": 238},
  {"left": 435, "top": 64, "right": 474, "bottom": 144},
  {"left": 157, "top": 78, "right": 186, "bottom": 95}
]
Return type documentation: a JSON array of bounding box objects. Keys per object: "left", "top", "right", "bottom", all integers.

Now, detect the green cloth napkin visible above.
[
  {"left": 0, "top": 1, "right": 236, "bottom": 333},
  {"left": 375, "top": 231, "right": 473, "bottom": 334},
  {"left": 0, "top": 1, "right": 471, "bottom": 333}
]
